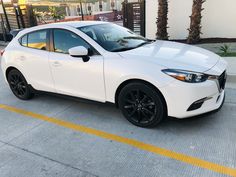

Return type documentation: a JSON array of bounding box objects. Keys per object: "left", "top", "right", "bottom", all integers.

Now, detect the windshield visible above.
[{"left": 78, "top": 24, "right": 152, "bottom": 52}]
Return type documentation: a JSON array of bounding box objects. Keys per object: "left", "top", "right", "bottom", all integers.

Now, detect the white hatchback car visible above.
[{"left": 1, "top": 21, "right": 227, "bottom": 127}]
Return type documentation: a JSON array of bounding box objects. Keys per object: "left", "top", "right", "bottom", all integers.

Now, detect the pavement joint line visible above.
[
  {"left": 225, "top": 102, "right": 236, "bottom": 105},
  {"left": 51, "top": 103, "right": 76, "bottom": 117},
  {"left": 0, "top": 140, "right": 99, "bottom": 177},
  {"left": 0, "top": 104, "right": 236, "bottom": 177},
  {"left": 0, "top": 120, "right": 46, "bottom": 149}
]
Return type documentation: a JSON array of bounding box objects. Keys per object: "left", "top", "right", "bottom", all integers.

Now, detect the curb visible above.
[
  {"left": 227, "top": 74, "right": 236, "bottom": 83},
  {"left": 226, "top": 74, "right": 236, "bottom": 89}
]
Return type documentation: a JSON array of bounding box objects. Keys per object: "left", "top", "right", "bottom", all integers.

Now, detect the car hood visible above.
[{"left": 118, "top": 40, "right": 220, "bottom": 73}]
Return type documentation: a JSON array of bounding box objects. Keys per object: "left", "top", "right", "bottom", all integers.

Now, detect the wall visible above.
[
  {"left": 146, "top": 0, "right": 236, "bottom": 40},
  {"left": 43, "top": 12, "right": 116, "bottom": 24},
  {"left": 92, "top": 0, "right": 122, "bottom": 12}
]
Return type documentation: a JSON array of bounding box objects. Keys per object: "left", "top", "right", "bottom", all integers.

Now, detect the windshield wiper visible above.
[
  {"left": 135, "top": 41, "right": 152, "bottom": 48},
  {"left": 122, "top": 36, "right": 147, "bottom": 40},
  {"left": 111, "top": 47, "right": 136, "bottom": 52},
  {"left": 111, "top": 41, "right": 153, "bottom": 52}
]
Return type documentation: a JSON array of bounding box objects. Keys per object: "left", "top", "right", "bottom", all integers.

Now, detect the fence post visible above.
[
  {"left": 122, "top": 0, "right": 128, "bottom": 27},
  {"left": 18, "top": 5, "right": 25, "bottom": 28},
  {"left": 0, "top": 0, "right": 11, "bottom": 32},
  {"left": 0, "top": 14, "right": 7, "bottom": 42},
  {"left": 26, "top": 4, "right": 37, "bottom": 27},
  {"left": 13, "top": 5, "right": 21, "bottom": 29},
  {"left": 79, "top": 0, "right": 84, "bottom": 21},
  {"left": 140, "top": 0, "right": 145, "bottom": 37}
]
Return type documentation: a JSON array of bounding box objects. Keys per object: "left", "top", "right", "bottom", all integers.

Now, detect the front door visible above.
[{"left": 49, "top": 29, "right": 105, "bottom": 102}]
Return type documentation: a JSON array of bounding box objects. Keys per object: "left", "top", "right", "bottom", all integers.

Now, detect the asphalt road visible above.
[{"left": 0, "top": 47, "right": 236, "bottom": 177}]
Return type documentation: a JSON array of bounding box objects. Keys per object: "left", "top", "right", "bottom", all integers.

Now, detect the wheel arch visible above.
[
  {"left": 5, "top": 66, "right": 31, "bottom": 86},
  {"left": 5, "top": 66, "right": 19, "bottom": 80},
  {"left": 114, "top": 79, "right": 167, "bottom": 114},
  {"left": 5, "top": 66, "right": 35, "bottom": 92}
]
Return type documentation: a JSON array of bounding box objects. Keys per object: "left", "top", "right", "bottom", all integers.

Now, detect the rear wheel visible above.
[
  {"left": 7, "top": 69, "right": 34, "bottom": 100},
  {"left": 118, "top": 82, "right": 166, "bottom": 127}
]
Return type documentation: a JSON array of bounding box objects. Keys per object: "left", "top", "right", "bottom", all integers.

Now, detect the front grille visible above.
[{"left": 218, "top": 71, "right": 227, "bottom": 90}]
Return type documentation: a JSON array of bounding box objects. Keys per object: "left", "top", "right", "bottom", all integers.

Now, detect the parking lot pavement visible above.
[{"left": 0, "top": 57, "right": 236, "bottom": 177}]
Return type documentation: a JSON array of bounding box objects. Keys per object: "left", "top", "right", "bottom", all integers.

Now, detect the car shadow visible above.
[{"left": 32, "top": 91, "right": 225, "bottom": 134}]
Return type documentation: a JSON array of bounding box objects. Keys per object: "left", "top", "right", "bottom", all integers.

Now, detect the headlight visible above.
[{"left": 162, "top": 69, "right": 210, "bottom": 83}]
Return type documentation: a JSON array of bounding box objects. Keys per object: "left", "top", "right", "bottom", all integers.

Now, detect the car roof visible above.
[
  {"left": 16, "top": 21, "right": 109, "bottom": 37},
  {"left": 34, "top": 21, "right": 108, "bottom": 30},
  {"left": 45, "top": 21, "right": 108, "bottom": 28}
]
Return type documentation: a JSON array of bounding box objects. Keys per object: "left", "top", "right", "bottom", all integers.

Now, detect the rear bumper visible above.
[{"left": 0, "top": 57, "right": 7, "bottom": 83}]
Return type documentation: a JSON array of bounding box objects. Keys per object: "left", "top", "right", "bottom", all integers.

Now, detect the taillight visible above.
[{"left": 0, "top": 50, "right": 5, "bottom": 57}]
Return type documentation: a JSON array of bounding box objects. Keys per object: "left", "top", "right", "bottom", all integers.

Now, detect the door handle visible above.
[
  {"left": 19, "top": 56, "right": 26, "bottom": 61},
  {"left": 53, "top": 61, "right": 62, "bottom": 67}
]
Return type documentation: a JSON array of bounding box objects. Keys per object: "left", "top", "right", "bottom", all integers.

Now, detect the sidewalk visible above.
[
  {"left": 226, "top": 75, "right": 236, "bottom": 89},
  {"left": 197, "top": 42, "right": 236, "bottom": 54}
]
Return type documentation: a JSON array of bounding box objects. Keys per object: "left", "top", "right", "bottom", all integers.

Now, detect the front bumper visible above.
[
  {"left": 160, "top": 78, "right": 226, "bottom": 118},
  {"left": 159, "top": 58, "right": 227, "bottom": 118}
]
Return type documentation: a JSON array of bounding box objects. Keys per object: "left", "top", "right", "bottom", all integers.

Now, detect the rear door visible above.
[{"left": 18, "top": 29, "right": 55, "bottom": 92}]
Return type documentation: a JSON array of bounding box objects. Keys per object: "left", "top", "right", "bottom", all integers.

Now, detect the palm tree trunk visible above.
[
  {"left": 187, "top": 0, "right": 206, "bottom": 44},
  {"left": 156, "top": 0, "right": 168, "bottom": 40}
]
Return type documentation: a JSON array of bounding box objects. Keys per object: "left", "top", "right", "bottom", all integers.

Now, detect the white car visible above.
[{"left": 1, "top": 21, "right": 227, "bottom": 127}]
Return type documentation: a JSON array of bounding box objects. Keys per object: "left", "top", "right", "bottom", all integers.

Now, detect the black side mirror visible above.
[
  {"left": 82, "top": 56, "right": 90, "bottom": 62},
  {"left": 69, "top": 46, "right": 90, "bottom": 62}
]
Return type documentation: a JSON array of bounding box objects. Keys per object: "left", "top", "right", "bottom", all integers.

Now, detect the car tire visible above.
[
  {"left": 7, "top": 69, "right": 34, "bottom": 100},
  {"left": 118, "top": 82, "right": 166, "bottom": 127}
]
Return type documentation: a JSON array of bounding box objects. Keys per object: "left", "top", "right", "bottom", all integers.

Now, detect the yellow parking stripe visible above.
[{"left": 0, "top": 103, "right": 235, "bottom": 177}]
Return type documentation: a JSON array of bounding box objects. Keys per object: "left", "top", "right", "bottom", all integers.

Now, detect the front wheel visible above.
[
  {"left": 118, "top": 82, "right": 166, "bottom": 128},
  {"left": 7, "top": 69, "right": 34, "bottom": 100}
]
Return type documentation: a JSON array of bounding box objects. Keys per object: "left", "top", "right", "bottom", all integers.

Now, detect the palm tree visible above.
[
  {"left": 49, "top": 6, "right": 64, "bottom": 22},
  {"left": 187, "top": 0, "right": 206, "bottom": 44},
  {"left": 156, "top": 0, "right": 169, "bottom": 40}
]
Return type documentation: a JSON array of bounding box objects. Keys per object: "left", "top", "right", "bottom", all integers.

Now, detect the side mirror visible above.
[{"left": 69, "top": 46, "right": 90, "bottom": 62}]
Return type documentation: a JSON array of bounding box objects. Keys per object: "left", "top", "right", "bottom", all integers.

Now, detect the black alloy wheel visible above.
[
  {"left": 7, "top": 69, "right": 34, "bottom": 100},
  {"left": 118, "top": 82, "right": 166, "bottom": 127}
]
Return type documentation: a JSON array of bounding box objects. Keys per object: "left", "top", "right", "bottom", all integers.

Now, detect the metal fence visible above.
[
  {"left": 0, "top": 4, "right": 37, "bottom": 41},
  {"left": 122, "top": 0, "right": 145, "bottom": 37}
]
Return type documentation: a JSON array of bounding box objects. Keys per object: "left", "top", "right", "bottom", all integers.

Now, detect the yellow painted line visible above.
[{"left": 0, "top": 104, "right": 235, "bottom": 177}]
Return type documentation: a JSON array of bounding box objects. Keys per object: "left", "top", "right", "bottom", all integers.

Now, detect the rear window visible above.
[
  {"left": 19, "top": 30, "right": 47, "bottom": 51},
  {"left": 28, "top": 30, "right": 47, "bottom": 50},
  {"left": 21, "top": 35, "right": 27, "bottom": 47}
]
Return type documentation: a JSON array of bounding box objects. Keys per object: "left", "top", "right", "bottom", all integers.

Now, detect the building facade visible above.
[{"left": 146, "top": 0, "right": 236, "bottom": 40}]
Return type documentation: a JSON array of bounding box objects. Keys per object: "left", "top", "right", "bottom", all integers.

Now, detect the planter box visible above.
[{"left": 222, "top": 57, "right": 236, "bottom": 75}]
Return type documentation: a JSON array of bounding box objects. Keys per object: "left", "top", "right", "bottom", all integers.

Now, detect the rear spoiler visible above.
[{"left": 10, "top": 29, "right": 24, "bottom": 38}]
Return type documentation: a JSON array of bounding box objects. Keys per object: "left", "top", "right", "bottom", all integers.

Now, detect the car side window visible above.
[
  {"left": 27, "top": 30, "right": 47, "bottom": 50},
  {"left": 53, "top": 29, "right": 95, "bottom": 55},
  {"left": 21, "top": 35, "right": 27, "bottom": 47}
]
